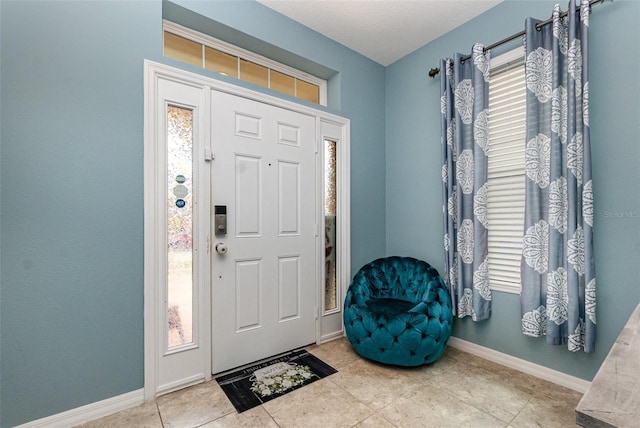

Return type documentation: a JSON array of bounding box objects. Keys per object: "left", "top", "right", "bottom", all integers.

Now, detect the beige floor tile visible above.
[
  {"left": 329, "top": 357, "right": 429, "bottom": 411},
  {"left": 509, "top": 393, "right": 581, "bottom": 428},
  {"left": 353, "top": 413, "right": 397, "bottom": 427},
  {"left": 377, "top": 382, "right": 507, "bottom": 428},
  {"left": 77, "top": 340, "right": 588, "bottom": 428},
  {"left": 306, "top": 336, "right": 360, "bottom": 370},
  {"left": 413, "top": 346, "right": 462, "bottom": 377},
  {"left": 74, "top": 401, "right": 162, "bottom": 428},
  {"left": 511, "top": 372, "right": 583, "bottom": 404},
  {"left": 263, "top": 378, "right": 374, "bottom": 428},
  {"left": 200, "top": 406, "right": 278, "bottom": 427},
  {"left": 156, "top": 381, "right": 235, "bottom": 428},
  {"left": 432, "top": 362, "right": 530, "bottom": 423}
]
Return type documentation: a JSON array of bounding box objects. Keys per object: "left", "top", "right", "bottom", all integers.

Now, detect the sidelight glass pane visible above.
[
  {"left": 239, "top": 59, "right": 268, "bottom": 88},
  {"left": 205, "top": 46, "right": 238, "bottom": 78},
  {"left": 164, "top": 31, "right": 203, "bottom": 68},
  {"left": 324, "top": 139, "right": 337, "bottom": 311},
  {"left": 167, "top": 105, "right": 194, "bottom": 348}
]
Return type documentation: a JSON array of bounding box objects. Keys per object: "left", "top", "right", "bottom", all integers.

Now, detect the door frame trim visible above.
[{"left": 144, "top": 60, "right": 350, "bottom": 400}]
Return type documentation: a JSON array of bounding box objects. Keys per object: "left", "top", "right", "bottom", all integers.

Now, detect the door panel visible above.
[{"left": 211, "top": 90, "right": 317, "bottom": 374}]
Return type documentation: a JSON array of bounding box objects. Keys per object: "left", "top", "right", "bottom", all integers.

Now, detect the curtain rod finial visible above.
[{"left": 428, "top": 67, "right": 440, "bottom": 78}]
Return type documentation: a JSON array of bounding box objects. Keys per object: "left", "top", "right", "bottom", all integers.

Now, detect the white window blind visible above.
[{"left": 487, "top": 51, "right": 526, "bottom": 293}]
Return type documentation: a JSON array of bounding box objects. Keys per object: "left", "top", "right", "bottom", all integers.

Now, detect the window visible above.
[
  {"left": 487, "top": 49, "right": 526, "bottom": 294},
  {"left": 163, "top": 21, "right": 326, "bottom": 105},
  {"left": 324, "top": 139, "right": 338, "bottom": 312},
  {"left": 167, "top": 105, "right": 195, "bottom": 348}
]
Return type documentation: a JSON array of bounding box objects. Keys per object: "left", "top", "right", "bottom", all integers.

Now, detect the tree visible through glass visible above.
[{"left": 167, "top": 105, "right": 194, "bottom": 348}]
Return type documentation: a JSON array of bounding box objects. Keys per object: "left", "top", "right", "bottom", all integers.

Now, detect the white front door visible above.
[{"left": 211, "top": 90, "right": 317, "bottom": 374}]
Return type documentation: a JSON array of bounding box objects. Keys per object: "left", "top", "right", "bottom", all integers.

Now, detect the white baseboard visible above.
[
  {"left": 447, "top": 337, "right": 591, "bottom": 393},
  {"left": 15, "top": 388, "right": 145, "bottom": 428}
]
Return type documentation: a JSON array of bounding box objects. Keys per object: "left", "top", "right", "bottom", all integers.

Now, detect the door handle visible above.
[{"left": 215, "top": 242, "right": 228, "bottom": 255}]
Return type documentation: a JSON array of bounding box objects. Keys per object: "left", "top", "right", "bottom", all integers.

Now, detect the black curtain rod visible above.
[{"left": 428, "top": 0, "right": 611, "bottom": 78}]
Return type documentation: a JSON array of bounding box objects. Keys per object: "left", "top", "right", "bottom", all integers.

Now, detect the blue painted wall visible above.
[
  {"left": 0, "top": 0, "right": 385, "bottom": 425},
  {"left": 2, "top": 0, "right": 638, "bottom": 425},
  {"left": 386, "top": 0, "right": 640, "bottom": 381}
]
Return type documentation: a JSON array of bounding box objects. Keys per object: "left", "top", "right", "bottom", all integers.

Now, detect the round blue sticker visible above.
[
  {"left": 175, "top": 199, "right": 186, "bottom": 208},
  {"left": 175, "top": 175, "right": 186, "bottom": 184}
]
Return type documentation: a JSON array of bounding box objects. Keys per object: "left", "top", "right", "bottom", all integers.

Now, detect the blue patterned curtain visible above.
[
  {"left": 440, "top": 44, "right": 492, "bottom": 322},
  {"left": 521, "top": 0, "right": 596, "bottom": 352}
]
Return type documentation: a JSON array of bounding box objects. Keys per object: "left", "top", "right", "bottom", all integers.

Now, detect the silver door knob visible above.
[{"left": 215, "top": 242, "right": 228, "bottom": 255}]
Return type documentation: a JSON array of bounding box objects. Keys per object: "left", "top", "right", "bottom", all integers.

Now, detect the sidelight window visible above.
[{"left": 167, "top": 105, "right": 195, "bottom": 349}]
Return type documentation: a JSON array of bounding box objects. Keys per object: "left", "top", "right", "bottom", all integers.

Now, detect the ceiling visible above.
[{"left": 257, "top": 0, "right": 503, "bottom": 66}]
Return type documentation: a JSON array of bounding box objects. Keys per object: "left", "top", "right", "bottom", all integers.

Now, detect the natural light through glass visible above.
[
  {"left": 324, "top": 139, "right": 337, "bottom": 312},
  {"left": 167, "top": 105, "right": 194, "bottom": 349}
]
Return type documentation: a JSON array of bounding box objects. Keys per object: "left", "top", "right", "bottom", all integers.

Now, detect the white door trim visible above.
[{"left": 144, "top": 60, "right": 350, "bottom": 399}]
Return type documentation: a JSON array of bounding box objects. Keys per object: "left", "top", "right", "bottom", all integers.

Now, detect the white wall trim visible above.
[
  {"left": 15, "top": 389, "right": 144, "bottom": 428},
  {"left": 448, "top": 337, "right": 591, "bottom": 393}
]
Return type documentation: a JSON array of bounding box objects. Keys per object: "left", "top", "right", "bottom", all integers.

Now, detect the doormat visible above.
[{"left": 216, "top": 349, "right": 337, "bottom": 413}]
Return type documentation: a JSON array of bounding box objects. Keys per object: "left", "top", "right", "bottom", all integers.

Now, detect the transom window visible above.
[{"left": 163, "top": 21, "right": 327, "bottom": 105}]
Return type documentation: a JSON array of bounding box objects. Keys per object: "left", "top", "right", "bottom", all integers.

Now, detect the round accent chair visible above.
[{"left": 344, "top": 256, "right": 453, "bottom": 366}]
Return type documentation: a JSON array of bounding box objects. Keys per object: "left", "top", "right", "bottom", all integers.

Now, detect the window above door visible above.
[{"left": 163, "top": 21, "right": 328, "bottom": 106}]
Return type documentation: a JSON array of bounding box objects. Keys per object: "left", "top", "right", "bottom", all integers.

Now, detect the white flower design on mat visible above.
[
  {"left": 473, "top": 259, "right": 491, "bottom": 301},
  {"left": 568, "top": 39, "right": 582, "bottom": 91},
  {"left": 526, "top": 47, "right": 553, "bottom": 103},
  {"left": 568, "top": 132, "right": 584, "bottom": 185},
  {"left": 442, "top": 164, "right": 448, "bottom": 183},
  {"left": 441, "top": 94, "right": 447, "bottom": 115},
  {"left": 568, "top": 226, "right": 585, "bottom": 275},
  {"left": 553, "top": 7, "right": 569, "bottom": 55},
  {"left": 473, "top": 44, "right": 490, "bottom": 82},
  {"left": 583, "top": 82, "right": 590, "bottom": 127},
  {"left": 444, "top": 233, "right": 450, "bottom": 252},
  {"left": 474, "top": 109, "right": 489, "bottom": 155},
  {"left": 547, "top": 267, "right": 568, "bottom": 325},
  {"left": 526, "top": 133, "right": 551, "bottom": 188},
  {"left": 455, "top": 79, "right": 474, "bottom": 125},
  {"left": 473, "top": 183, "right": 488, "bottom": 228},
  {"left": 447, "top": 191, "right": 457, "bottom": 220},
  {"left": 523, "top": 220, "right": 549, "bottom": 274},
  {"left": 568, "top": 318, "right": 585, "bottom": 352},
  {"left": 549, "top": 177, "right": 568, "bottom": 233},
  {"left": 583, "top": 179, "right": 594, "bottom": 227},
  {"left": 457, "top": 219, "right": 475, "bottom": 264},
  {"left": 522, "top": 305, "right": 547, "bottom": 337},
  {"left": 585, "top": 278, "right": 596, "bottom": 324},
  {"left": 250, "top": 364, "right": 314, "bottom": 397},
  {"left": 456, "top": 149, "right": 475, "bottom": 194},
  {"left": 457, "top": 288, "right": 476, "bottom": 320},
  {"left": 551, "top": 86, "right": 568, "bottom": 144}
]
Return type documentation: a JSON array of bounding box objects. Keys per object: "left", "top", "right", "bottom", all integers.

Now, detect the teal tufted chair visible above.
[{"left": 344, "top": 257, "right": 453, "bottom": 366}]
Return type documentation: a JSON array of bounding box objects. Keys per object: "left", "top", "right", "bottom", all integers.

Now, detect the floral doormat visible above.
[{"left": 215, "top": 349, "right": 337, "bottom": 413}]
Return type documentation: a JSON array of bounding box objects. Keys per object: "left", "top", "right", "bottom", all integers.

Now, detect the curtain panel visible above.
[
  {"left": 521, "top": 0, "right": 596, "bottom": 352},
  {"left": 440, "top": 44, "right": 492, "bottom": 322}
]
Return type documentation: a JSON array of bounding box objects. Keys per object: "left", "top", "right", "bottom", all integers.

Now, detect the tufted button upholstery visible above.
[{"left": 344, "top": 256, "right": 453, "bottom": 366}]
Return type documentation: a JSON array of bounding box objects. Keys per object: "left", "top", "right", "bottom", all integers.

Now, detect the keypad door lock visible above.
[{"left": 214, "top": 205, "right": 227, "bottom": 235}]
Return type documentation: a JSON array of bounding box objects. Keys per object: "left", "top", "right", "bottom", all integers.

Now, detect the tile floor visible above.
[{"left": 78, "top": 338, "right": 583, "bottom": 428}]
